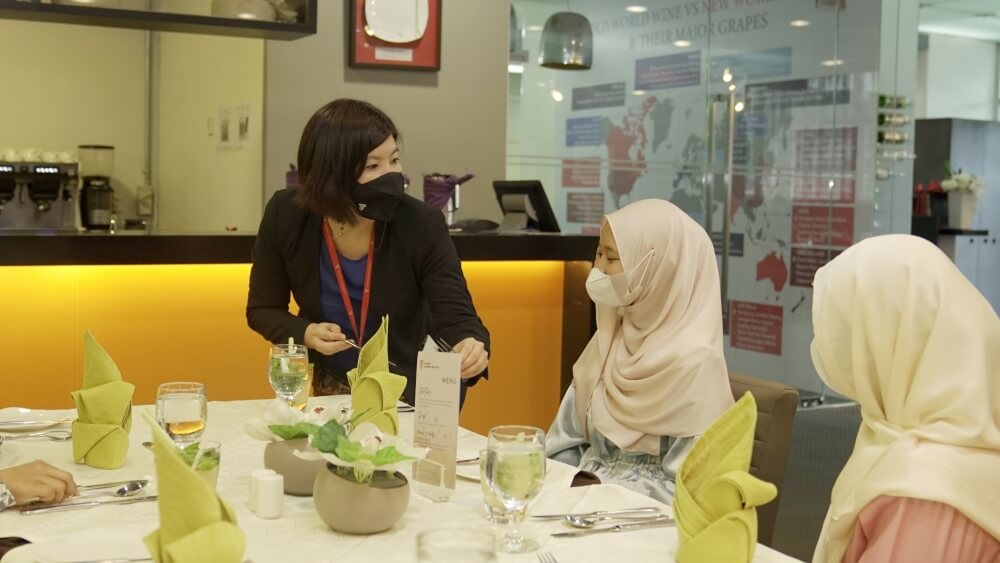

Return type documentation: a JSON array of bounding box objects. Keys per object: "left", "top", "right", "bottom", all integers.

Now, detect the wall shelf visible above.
[{"left": 0, "top": 0, "right": 317, "bottom": 40}]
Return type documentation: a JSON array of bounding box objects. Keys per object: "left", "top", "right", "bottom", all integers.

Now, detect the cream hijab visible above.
[
  {"left": 574, "top": 199, "right": 734, "bottom": 455},
  {"left": 811, "top": 235, "right": 1000, "bottom": 563}
]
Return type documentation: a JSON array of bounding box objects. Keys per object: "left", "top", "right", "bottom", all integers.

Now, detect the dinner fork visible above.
[
  {"left": 434, "top": 337, "right": 454, "bottom": 353},
  {"left": 537, "top": 553, "right": 559, "bottom": 563}
]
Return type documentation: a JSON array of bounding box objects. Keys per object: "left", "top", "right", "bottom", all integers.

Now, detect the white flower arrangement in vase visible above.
[
  {"left": 941, "top": 162, "right": 985, "bottom": 229},
  {"left": 941, "top": 163, "right": 985, "bottom": 198}
]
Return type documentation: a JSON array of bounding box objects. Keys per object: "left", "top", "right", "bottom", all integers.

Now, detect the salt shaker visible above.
[
  {"left": 255, "top": 473, "right": 284, "bottom": 519},
  {"left": 249, "top": 469, "right": 276, "bottom": 513}
]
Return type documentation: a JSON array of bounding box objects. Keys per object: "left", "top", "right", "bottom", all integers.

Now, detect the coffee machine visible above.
[
  {"left": 78, "top": 144, "right": 115, "bottom": 231},
  {"left": 0, "top": 158, "right": 79, "bottom": 233}
]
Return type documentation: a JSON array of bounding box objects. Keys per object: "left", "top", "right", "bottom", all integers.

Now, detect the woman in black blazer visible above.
[{"left": 246, "top": 99, "right": 490, "bottom": 405}]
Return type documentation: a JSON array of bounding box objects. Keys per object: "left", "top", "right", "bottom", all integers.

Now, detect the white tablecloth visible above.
[{"left": 0, "top": 398, "right": 801, "bottom": 562}]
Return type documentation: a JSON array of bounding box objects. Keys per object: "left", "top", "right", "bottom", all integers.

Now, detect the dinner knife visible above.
[
  {"left": 21, "top": 495, "right": 157, "bottom": 515},
  {"left": 532, "top": 506, "right": 660, "bottom": 520},
  {"left": 551, "top": 518, "right": 676, "bottom": 538}
]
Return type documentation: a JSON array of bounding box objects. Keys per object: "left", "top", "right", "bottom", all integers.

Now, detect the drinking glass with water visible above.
[
  {"left": 486, "top": 425, "right": 546, "bottom": 554},
  {"left": 268, "top": 343, "right": 309, "bottom": 405},
  {"left": 155, "top": 382, "right": 207, "bottom": 446}
]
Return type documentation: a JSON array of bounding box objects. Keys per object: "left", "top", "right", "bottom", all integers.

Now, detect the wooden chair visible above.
[{"left": 729, "top": 372, "right": 800, "bottom": 546}]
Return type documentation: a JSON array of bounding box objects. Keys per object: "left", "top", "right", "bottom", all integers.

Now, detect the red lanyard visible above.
[{"left": 322, "top": 220, "right": 375, "bottom": 346}]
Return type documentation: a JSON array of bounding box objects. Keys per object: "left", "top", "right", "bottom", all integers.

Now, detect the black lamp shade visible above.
[{"left": 539, "top": 12, "right": 593, "bottom": 70}]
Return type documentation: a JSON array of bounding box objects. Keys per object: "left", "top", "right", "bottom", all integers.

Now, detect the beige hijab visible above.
[
  {"left": 574, "top": 199, "right": 734, "bottom": 455},
  {"left": 811, "top": 235, "right": 1000, "bottom": 563}
]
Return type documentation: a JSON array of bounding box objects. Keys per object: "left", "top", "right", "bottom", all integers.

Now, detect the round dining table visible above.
[{"left": 0, "top": 397, "right": 803, "bottom": 562}]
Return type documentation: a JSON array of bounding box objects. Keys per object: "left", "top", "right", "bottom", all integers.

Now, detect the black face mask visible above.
[{"left": 349, "top": 172, "right": 405, "bottom": 222}]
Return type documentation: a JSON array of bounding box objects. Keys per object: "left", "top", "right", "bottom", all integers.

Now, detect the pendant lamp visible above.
[{"left": 539, "top": 8, "right": 593, "bottom": 70}]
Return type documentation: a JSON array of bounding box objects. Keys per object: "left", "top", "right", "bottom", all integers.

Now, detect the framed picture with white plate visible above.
[{"left": 348, "top": 0, "right": 441, "bottom": 71}]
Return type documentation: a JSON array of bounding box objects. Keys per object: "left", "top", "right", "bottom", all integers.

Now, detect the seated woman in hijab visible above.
[
  {"left": 546, "top": 198, "right": 734, "bottom": 505},
  {"left": 811, "top": 235, "right": 1000, "bottom": 563}
]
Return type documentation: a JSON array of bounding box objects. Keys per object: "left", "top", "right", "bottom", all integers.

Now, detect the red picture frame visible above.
[{"left": 348, "top": 0, "right": 442, "bottom": 71}]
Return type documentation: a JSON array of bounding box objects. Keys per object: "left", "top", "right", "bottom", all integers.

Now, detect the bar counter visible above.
[
  {"left": 0, "top": 232, "right": 596, "bottom": 435},
  {"left": 0, "top": 232, "right": 598, "bottom": 265}
]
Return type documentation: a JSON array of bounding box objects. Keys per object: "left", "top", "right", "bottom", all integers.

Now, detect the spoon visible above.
[
  {"left": 76, "top": 480, "right": 148, "bottom": 499},
  {"left": 0, "top": 430, "right": 72, "bottom": 441},
  {"left": 565, "top": 513, "right": 671, "bottom": 529}
]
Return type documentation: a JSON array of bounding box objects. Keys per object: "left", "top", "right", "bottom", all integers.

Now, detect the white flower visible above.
[
  {"left": 244, "top": 398, "right": 341, "bottom": 441},
  {"left": 295, "top": 422, "right": 428, "bottom": 479},
  {"left": 941, "top": 179, "right": 959, "bottom": 191}
]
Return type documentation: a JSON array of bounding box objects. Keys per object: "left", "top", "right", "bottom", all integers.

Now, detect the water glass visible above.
[
  {"left": 291, "top": 363, "right": 313, "bottom": 412},
  {"left": 268, "top": 343, "right": 309, "bottom": 405},
  {"left": 479, "top": 448, "right": 509, "bottom": 525},
  {"left": 417, "top": 527, "right": 497, "bottom": 562},
  {"left": 485, "top": 425, "right": 546, "bottom": 554},
  {"left": 179, "top": 440, "right": 222, "bottom": 489},
  {"left": 155, "top": 382, "right": 207, "bottom": 446}
]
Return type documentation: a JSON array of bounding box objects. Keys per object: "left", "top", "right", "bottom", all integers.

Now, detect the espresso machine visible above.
[
  {"left": 0, "top": 158, "right": 79, "bottom": 233},
  {"left": 78, "top": 145, "right": 115, "bottom": 231}
]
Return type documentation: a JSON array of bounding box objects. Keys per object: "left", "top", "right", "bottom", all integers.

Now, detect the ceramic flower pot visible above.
[
  {"left": 313, "top": 464, "right": 410, "bottom": 534},
  {"left": 948, "top": 191, "right": 977, "bottom": 229},
  {"left": 263, "top": 438, "right": 326, "bottom": 496}
]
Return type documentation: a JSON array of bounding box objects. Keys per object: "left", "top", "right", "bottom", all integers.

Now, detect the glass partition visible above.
[{"left": 509, "top": 0, "right": 884, "bottom": 394}]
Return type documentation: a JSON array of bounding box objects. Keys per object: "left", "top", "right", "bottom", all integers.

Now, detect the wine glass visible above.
[
  {"left": 268, "top": 343, "right": 308, "bottom": 405},
  {"left": 485, "top": 425, "right": 546, "bottom": 554},
  {"left": 155, "top": 382, "right": 207, "bottom": 446}
]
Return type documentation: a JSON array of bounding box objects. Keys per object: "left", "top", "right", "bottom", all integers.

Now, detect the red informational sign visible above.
[
  {"left": 730, "top": 300, "right": 783, "bottom": 356},
  {"left": 567, "top": 192, "right": 605, "bottom": 225},
  {"left": 790, "top": 247, "right": 844, "bottom": 287},
  {"left": 791, "top": 205, "right": 854, "bottom": 247},
  {"left": 562, "top": 158, "right": 602, "bottom": 188},
  {"left": 793, "top": 127, "right": 857, "bottom": 203}
]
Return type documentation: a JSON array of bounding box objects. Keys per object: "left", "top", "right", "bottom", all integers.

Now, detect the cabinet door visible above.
[
  {"left": 977, "top": 236, "right": 1000, "bottom": 314},
  {"left": 954, "top": 236, "right": 980, "bottom": 288}
]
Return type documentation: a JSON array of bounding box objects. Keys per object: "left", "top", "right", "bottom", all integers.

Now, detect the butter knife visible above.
[
  {"left": 551, "top": 518, "right": 676, "bottom": 538},
  {"left": 21, "top": 495, "right": 157, "bottom": 515}
]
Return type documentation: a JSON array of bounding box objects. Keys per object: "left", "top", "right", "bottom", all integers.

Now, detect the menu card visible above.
[{"left": 412, "top": 350, "right": 461, "bottom": 502}]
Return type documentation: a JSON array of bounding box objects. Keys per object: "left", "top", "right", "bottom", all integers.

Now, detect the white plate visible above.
[
  {"left": 364, "top": 0, "right": 429, "bottom": 44},
  {"left": 456, "top": 463, "right": 480, "bottom": 482},
  {"left": 455, "top": 448, "right": 481, "bottom": 482},
  {"left": 0, "top": 408, "right": 75, "bottom": 432}
]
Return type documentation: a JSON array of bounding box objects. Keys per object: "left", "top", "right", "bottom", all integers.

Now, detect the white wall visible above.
[
  {"left": 263, "top": 0, "right": 509, "bottom": 223},
  {"left": 0, "top": 20, "right": 147, "bottom": 219},
  {"left": 155, "top": 33, "right": 264, "bottom": 233},
  {"left": 924, "top": 34, "right": 998, "bottom": 120}
]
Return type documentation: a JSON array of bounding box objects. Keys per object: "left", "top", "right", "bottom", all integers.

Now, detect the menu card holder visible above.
[{"left": 412, "top": 350, "right": 461, "bottom": 503}]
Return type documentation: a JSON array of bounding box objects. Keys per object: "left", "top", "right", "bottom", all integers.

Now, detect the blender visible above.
[{"left": 78, "top": 145, "right": 115, "bottom": 230}]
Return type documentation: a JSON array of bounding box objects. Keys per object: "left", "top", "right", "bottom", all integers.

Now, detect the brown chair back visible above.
[{"left": 729, "top": 372, "right": 799, "bottom": 547}]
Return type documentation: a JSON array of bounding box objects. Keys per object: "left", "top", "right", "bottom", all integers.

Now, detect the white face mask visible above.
[
  {"left": 586, "top": 250, "right": 654, "bottom": 307},
  {"left": 586, "top": 267, "right": 627, "bottom": 306}
]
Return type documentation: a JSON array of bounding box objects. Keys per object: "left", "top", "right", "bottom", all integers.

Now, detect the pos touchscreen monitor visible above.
[{"left": 492, "top": 180, "right": 561, "bottom": 233}]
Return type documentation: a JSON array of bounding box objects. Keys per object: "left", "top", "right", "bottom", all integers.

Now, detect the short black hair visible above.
[{"left": 294, "top": 99, "right": 399, "bottom": 224}]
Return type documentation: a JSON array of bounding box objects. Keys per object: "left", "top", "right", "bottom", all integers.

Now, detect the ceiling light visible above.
[
  {"left": 790, "top": 19, "right": 811, "bottom": 27},
  {"left": 728, "top": 84, "right": 736, "bottom": 92},
  {"left": 633, "top": 90, "right": 646, "bottom": 96},
  {"left": 539, "top": 12, "right": 594, "bottom": 70},
  {"left": 722, "top": 68, "right": 733, "bottom": 83},
  {"left": 508, "top": 64, "right": 525, "bottom": 74},
  {"left": 551, "top": 90, "right": 564, "bottom": 102},
  {"left": 625, "top": 5, "right": 648, "bottom": 13},
  {"left": 734, "top": 101, "right": 745, "bottom": 112},
  {"left": 673, "top": 39, "right": 691, "bottom": 47},
  {"left": 821, "top": 58, "right": 844, "bottom": 67},
  {"left": 527, "top": 25, "right": 543, "bottom": 32}
]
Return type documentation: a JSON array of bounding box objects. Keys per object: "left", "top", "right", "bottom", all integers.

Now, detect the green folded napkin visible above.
[
  {"left": 70, "top": 330, "right": 135, "bottom": 469},
  {"left": 142, "top": 411, "right": 244, "bottom": 563},
  {"left": 348, "top": 316, "right": 407, "bottom": 435},
  {"left": 674, "top": 392, "right": 778, "bottom": 563}
]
